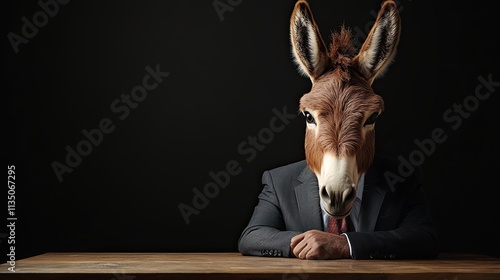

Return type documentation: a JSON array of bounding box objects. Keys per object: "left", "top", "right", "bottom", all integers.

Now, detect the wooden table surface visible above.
[{"left": 1, "top": 252, "right": 499, "bottom": 280}]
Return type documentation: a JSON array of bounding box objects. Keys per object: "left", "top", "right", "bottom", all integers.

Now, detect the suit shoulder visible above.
[
  {"left": 266, "top": 160, "right": 308, "bottom": 175},
  {"left": 260, "top": 160, "right": 309, "bottom": 195},
  {"left": 261, "top": 160, "right": 310, "bottom": 186}
]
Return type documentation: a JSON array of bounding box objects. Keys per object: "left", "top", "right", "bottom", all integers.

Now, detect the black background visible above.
[{"left": 4, "top": 0, "right": 500, "bottom": 263}]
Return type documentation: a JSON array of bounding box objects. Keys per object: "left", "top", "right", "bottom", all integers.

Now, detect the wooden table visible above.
[{"left": 0, "top": 252, "right": 499, "bottom": 280}]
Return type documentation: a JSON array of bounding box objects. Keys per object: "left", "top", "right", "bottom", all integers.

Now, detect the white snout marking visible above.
[{"left": 317, "top": 153, "right": 359, "bottom": 215}]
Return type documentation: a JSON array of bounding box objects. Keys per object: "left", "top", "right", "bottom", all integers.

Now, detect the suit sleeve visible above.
[
  {"left": 346, "top": 166, "right": 440, "bottom": 260},
  {"left": 238, "top": 171, "right": 301, "bottom": 257}
]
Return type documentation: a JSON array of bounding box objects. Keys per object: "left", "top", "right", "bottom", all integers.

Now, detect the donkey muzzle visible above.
[
  {"left": 320, "top": 184, "right": 356, "bottom": 218},
  {"left": 317, "top": 154, "right": 359, "bottom": 218}
]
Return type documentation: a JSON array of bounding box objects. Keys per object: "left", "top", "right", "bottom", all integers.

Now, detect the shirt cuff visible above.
[{"left": 341, "top": 233, "right": 353, "bottom": 258}]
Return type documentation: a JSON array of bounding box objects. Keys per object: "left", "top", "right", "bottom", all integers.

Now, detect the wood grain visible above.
[{"left": 0, "top": 252, "right": 498, "bottom": 280}]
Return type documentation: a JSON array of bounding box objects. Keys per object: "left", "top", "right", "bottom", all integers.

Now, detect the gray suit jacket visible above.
[{"left": 238, "top": 155, "right": 440, "bottom": 259}]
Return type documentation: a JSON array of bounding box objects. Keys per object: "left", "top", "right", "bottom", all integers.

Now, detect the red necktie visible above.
[{"left": 327, "top": 216, "right": 352, "bottom": 234}]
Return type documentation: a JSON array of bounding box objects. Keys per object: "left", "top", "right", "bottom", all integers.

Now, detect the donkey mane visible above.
[{"left": 326, "top": 27, "right": 357, "bottom": 82}]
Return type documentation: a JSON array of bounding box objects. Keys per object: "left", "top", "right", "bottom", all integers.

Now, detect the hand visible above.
[{"left": 290, "top": 230, "right": 351, "bottom": 260}]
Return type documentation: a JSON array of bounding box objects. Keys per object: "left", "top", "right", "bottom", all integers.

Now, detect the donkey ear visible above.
[
  {"left": 354, "top": 0, "right": 401, "bottom": 85},
  {"left": 290, "top": 0, "right": 329, "bottom": 82}
]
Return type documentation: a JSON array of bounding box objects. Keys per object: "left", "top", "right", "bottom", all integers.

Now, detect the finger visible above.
[
  {"left": 292, "top": 239, "right": 308, "bottom": 258},
  {"left": 298, "top": 244, "right": 311, "bottom": 260},
  {"left": 306, "top": 248, "right": 320, "bottom": 260},
  {"left": 293, "top": 244, "right": 305, "bottom": 259},
  {"left": 290, "top": 233, "right": 305, "bottom": 249}
]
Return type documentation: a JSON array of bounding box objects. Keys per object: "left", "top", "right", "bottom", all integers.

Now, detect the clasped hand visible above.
[{"left": 290, "top": 230, "right": 350, "bottom": 260}]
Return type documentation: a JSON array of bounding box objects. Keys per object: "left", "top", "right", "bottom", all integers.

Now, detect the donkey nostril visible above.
[
  {"left": 342, "top": 188, "right": 355, "bottom": 202},
  {"left": 320, "top": 187, "right": 329, "bottom": 199}
]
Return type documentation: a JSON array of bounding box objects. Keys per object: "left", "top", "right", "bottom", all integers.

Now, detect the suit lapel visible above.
[
  {"left": 358, "top": 156, "right": 388, "bottom": 232},
  {"left": 295, "top": 166, "right": 323, "bottom": 231},
  {"left": 358, "top": 183, "right": 386, "bottom": 232}
]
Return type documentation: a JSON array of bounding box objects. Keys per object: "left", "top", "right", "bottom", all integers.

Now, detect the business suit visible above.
[{"left": 238, "top": 155, "right": 440, "bottom": 260}]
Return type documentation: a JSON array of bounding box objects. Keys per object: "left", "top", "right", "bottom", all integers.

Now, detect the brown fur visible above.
[
  {"left": 327, "top": 27, "right": 357, "bottom": 82},
  {"left": 290, "top": 0, "right": 400, "bottom": 216},
  {"left": 300, "top": 29, "right": 384, "bottom": 175}
]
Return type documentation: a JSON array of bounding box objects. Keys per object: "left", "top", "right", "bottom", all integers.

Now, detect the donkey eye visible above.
[
  {"left": 303, "top": 111, "right": 316, "bottom": 125},
  {"left": 364, "top": 112, "right": 379, "bottom": 126}
]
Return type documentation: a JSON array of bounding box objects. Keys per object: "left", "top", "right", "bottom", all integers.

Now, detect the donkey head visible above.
[{"left": 290, "top": 0, "right": 401, "bottom": 218}]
